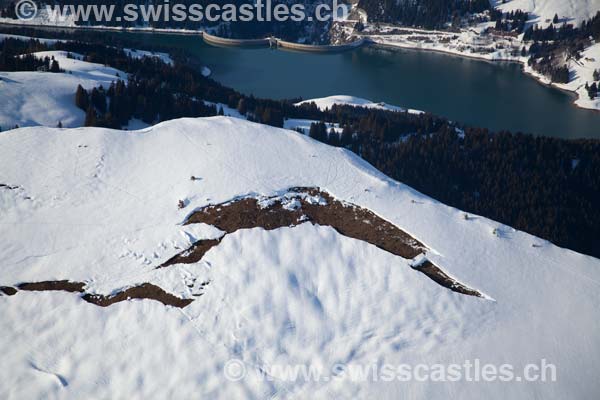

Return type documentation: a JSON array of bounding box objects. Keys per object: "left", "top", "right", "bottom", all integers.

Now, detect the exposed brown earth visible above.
[
  {"left": 164, "top": 187, "right": 484, "bottom": 298},
  {"left": 414, "top": 261, "right": 482, "bottom": 297},
  {"left": 5, "top": 281, "right": 193, "bottom": 308},
  {"left": 82, "top": 283, "right": 193, "bottom": 308},
  {"left": 0, "top": 286, "right": 18, "bottom": 296},
  {"left": 184, "top": 187, "right": 425, "bottom": 259},
  {"left": 3, "top": 188, "right": 484, "bottom": 306},
  {"left": 18, "top": 280, "right": 85, "bottom": 293},
  {"left": 160, "top": 238, "right": 223, "bottom": 268}
]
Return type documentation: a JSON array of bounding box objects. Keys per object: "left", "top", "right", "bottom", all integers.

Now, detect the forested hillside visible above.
[{"left": 358, "top": 0, "right": 491, "bottom": 29}]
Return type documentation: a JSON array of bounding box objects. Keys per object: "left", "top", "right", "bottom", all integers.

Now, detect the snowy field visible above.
[
  {"left": 1, "top": 117, "right": 599, "bottom": 398},
  {"left": 296, "top": 95, "right": 422, "bottom": 114},
  {"left": 364, "top": 27, "right": 526, "bottom": 62},
  {"left": 521, "top": 42, "right": 600, "bottom": 111},
  {"left": 283, "top": 118, "right": 342, "bottom": 134},
  {"left": 0, "top": 33, "right": 176, "bottom": 131},
  {"left": 0, "top": 33, "right": 60, "bottom": 45},
  {"left": 557, "top": 44, "right": 600, "bottom": 111},
  {"left": 0, "top": 50, "right": 126, "bottom": 130},
  {"left": 493, "top": 0, "right": 600, "bottom": 28}
]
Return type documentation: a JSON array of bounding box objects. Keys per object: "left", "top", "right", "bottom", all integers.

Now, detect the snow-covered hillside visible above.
[
  {"left": 522, "top": 42, "right": 600, "bottom": 111},
  {"left": 1, "top": 117, "right": 599, "bottom": 399},
  {"left": 0, "top": 33, "right": 59, "bottom": 45},
  {"left": 556, "top": 42, "right": 600, "bottom": 111},
  {"left": 0, "top": 33, "right": 178, "bottom": 131},
  {"left": 0, "top": 51, "right": 125, "bottom": 130},
  {"left": 296, "top": 95, "right": 422, "bottom": 114},
  {"left": 493, "top": 0, "right": 600, "bottom": 27}
]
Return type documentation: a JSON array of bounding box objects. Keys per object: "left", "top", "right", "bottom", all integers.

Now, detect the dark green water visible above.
[{"left": 100, "top": 32, "right": 600, "bottom": 139}]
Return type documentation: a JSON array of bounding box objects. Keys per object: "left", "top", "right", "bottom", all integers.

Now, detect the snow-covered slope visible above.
[
  {"left": 523, "top": 42, "right": 600, "bottom": 111},
  {"left": 562, "top": 43, "right": 600, "bottom": 111},
  {"left": 0, "top": 33, "right": 60, "bottom": 45},
  {"left": 493, "top": 0, "right": 600, "bottom": 27},
  {"left": 0, "top": 51, "right": 125, "bottom": 130},
  {"left": 296, "top": 95, "right": 422, "bottom": 114},
  {"left": 1, "top": 117, "right": 599, "bottom": 399}
]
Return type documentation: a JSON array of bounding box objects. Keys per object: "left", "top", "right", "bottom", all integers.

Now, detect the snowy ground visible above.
[
  {"left": 123, "top": 48, "right": 173, "bottom": 65},
  {"left": 296, "top": 95, "right": 423, "bottom": 114},
  {"left": 0, "top": 50, "right": 125, "bottom": 130},
  {"left": 1, "top": 116, "right": 599, "bottom": 399},
  {"left": 0, "top": 33, "right": 180, "bottom": 130},
  {"left": 284, "top": 118, "right": 342, "bottom": 135},
  {"left": 363, "top": 26, "right": 526, "bottom": 62},
  {"left": 208, "top": 95, "right": 417, "bottom": 134},
  {"left": 0, "top": 32, "right": 60, "bottom": 45},
  {"left": 524, "top": 42, "right": 600, "bottom": 111},
  {"left": 493, "top": 0, "right": 600, "bottom": 28}
]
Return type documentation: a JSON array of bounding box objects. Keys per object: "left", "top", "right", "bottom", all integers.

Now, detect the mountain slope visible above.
[
  {"left": 1, "top": 117, "right": 599, "bottom": 398},
  {"left": 0, "top": 50, "right": 126, "bottom": 130},
  {"left": 493, "top": 0, "right": 600, "bottom": 27}
]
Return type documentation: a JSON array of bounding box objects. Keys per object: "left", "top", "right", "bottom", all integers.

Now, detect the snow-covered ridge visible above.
[{"left": 1, "top": 116, "right": 599, "bottom": 398}]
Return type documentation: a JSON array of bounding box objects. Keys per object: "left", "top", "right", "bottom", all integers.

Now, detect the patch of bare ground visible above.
[
  {"left": 18, "top": 280, "right": 85, "bottom": 293},
  {"left": 82, "top": 283, "right": 193, "bottom": 308},
  {"left": 164, "top": 187, "right": 485, "bottom": 298},
  {"left": 0, "top": 286, "right": 18, "bottom": 296},
  {"left": 160, "top": 238, "right": 222, "bottom": 268},
  {"left": 4, "top": 281, "right": 192, "bottom": 308},
  {"left": 413, "top": 261, "right": 482, "bottom": 297}
]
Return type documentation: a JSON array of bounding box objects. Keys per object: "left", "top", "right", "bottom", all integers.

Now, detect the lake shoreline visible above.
[
  {"left": 1, "top": 20, "right": 596, "bottom": 113},
  {"left": 366, "top": 39, "right": 600, "bottom": 114},
  {"left": 2, "top": 21, "right": 599, "bottom": 138},
  {"left": 370, "top": 40, "right": 600, "bottom": 115}
]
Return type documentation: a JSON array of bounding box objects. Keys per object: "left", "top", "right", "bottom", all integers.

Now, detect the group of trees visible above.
[
  {"left": 0, "top": 1, "right": 18, "bottom": 19},
  {"left": 75, "top": 79, "right": 218, "bottom": 128},
  {"left": 307, "top": 120, "right": 600, "bottom": 258},
  {"left": 527, "top": 55, "right": 570, "bottom": 83},
  {"left": 525, "top": 12, "right": 600, "bottom": 83},
  {"left": 586, "top": 81, "right": 599, "bottom": 100},
  {"left": 490, "top": 9, "right": 528, "bottom": 33},
  {"left": 358, "top": 0, "right": 490, "bottom": 29},
  {"left": 587, "top": 69, "right": 600, "bottom": 99},
  {"left": 0, "top": 38, "right": 61, "bottom": 72},
  {"left": 523, "top": 23, "right": 579, "bottom": 42},
  {"left": 38, "top": 39, "right": 296, "bottom": 128}
]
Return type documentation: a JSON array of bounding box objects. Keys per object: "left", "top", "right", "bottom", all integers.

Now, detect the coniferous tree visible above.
[
  {"left": 75, "top": 85, "right": 89, "bottom": 110},
  {"left": 50, "top": 58, "right": 60, "bottom": 73},
  {"left": 84, "top": 106, "right": 97, "bottom": 126},
  {"left": 237, "top": 98, "right": 247, "bottom": 116}
]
